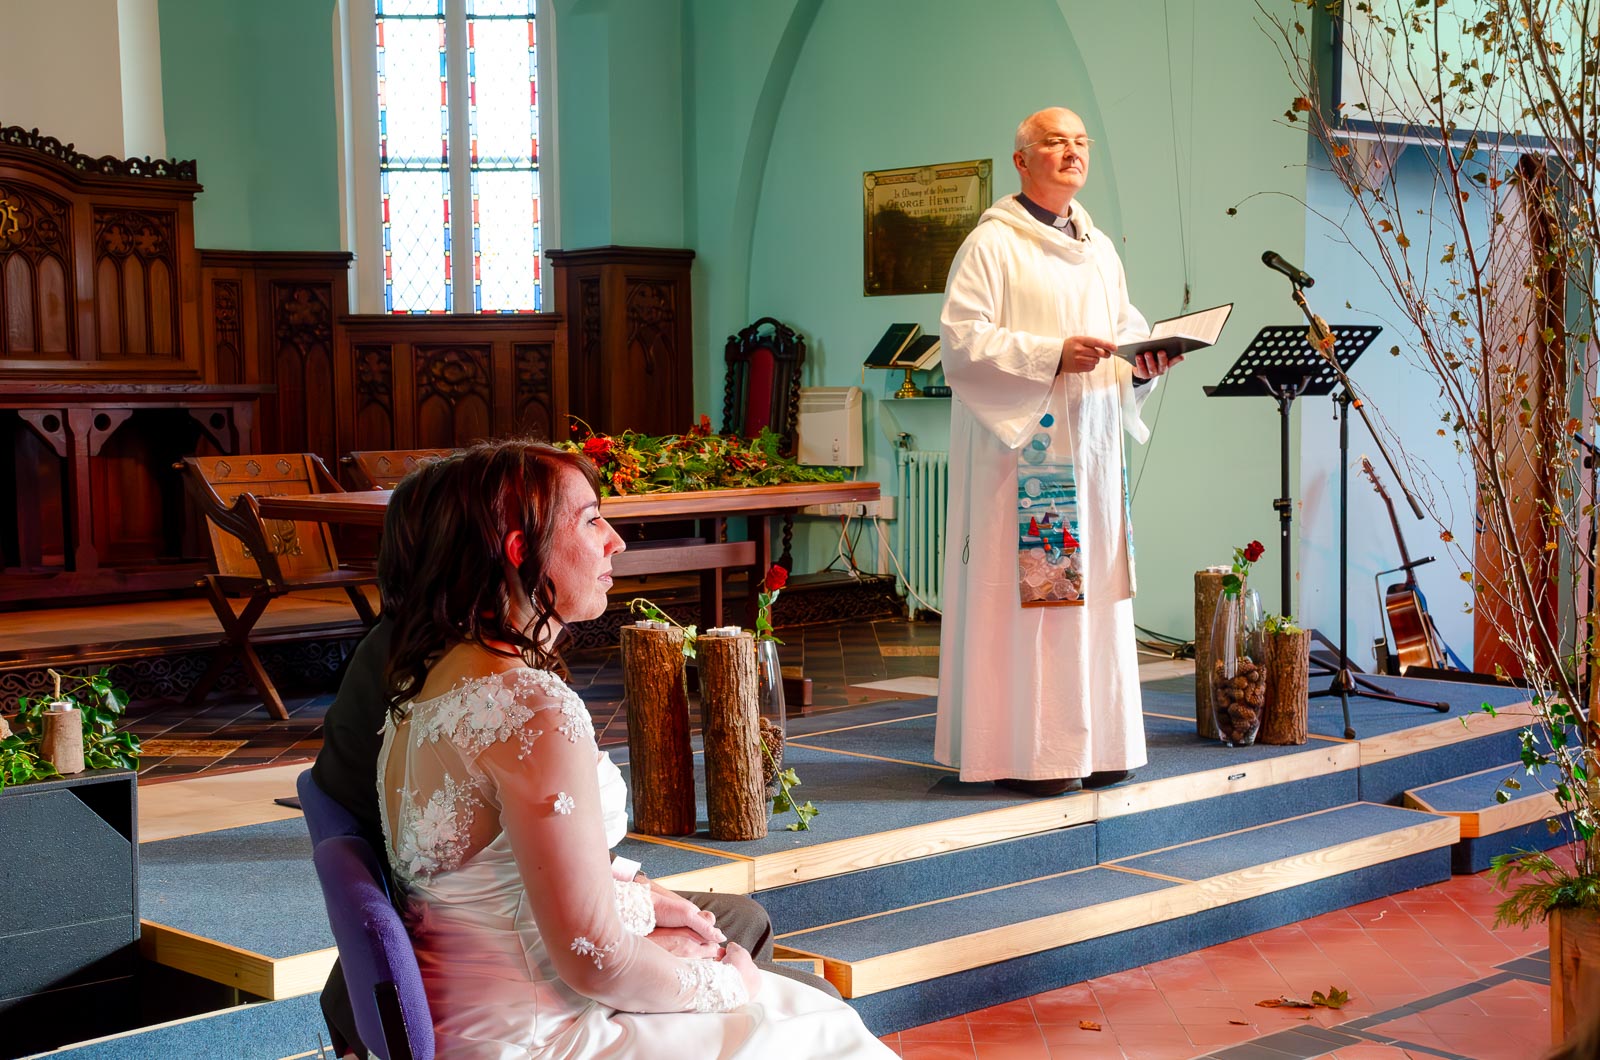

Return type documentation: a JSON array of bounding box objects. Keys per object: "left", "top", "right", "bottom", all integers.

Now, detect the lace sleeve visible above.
[{"left": 475, "top": 672, "right": 754, "bottom": 1014}]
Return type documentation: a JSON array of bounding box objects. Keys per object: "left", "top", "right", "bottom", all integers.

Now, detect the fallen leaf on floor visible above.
[
  {"left": 1257, "top": 997, "right": 1315, "bottom": 1009},
  {"left": 1228, "top": 1019, "right": 1249, "bottom": 1026},
  {"left": 1078, "top": 1020, "right": 1102, "bottom": 1031},
  {"left": 1312, "top": 986, "right": 1351, "bottom": 1009}
]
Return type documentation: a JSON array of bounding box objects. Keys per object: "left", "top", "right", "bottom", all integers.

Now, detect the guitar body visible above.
[
  {"left": 1361, "top": 456, "right": 1454, "bottom": 672},
  {"left": 1384, "top": 584, "right": 1443, "bottom": 670}
]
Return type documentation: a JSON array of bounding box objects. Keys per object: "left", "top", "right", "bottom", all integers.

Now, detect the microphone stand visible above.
[{"left": 1287, "top": 283, "right": 1448, "bottom": 738}]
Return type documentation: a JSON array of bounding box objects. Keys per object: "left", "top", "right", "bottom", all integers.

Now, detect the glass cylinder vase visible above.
[
  {"left": 1206, "top": 582, "right": 1264, "bottom": 747},
  {"left": 754, "top": 638, "right": 787, "bottom": 798}
]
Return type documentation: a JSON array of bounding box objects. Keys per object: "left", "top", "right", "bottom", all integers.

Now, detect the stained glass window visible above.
[
  {"left": 468, "top": 0, "right": 541, "bottom": 311},
  {"left": 377, "top": 0, "right": 451, "bottom": 313},
  {"left": 375, "top": 0, "right": 541, "bottom": 313}
]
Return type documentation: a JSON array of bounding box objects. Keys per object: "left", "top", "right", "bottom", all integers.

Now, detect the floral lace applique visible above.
[
  {"left": 570, "top": 935, "right": 620, "bottom": 970},
  {"left": 613, "top": 880, "right": 656, "bottom": 936},
  {"left": 410, "top": 669, "right": 591, "bottom": 759},
  {"left": 555, "top": 697, "right": 593, "bottom": 743},
  {"left": 675, "top": 960, "right": 748, "bottom": 1013},
  {"left": 393, "top": 772, "right": 479, "bottom": 880},
  {"left": 553, "top": 791, "right": 576, "bottom": 815}
]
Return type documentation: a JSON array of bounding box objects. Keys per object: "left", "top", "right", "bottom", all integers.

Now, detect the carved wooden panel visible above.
[
  {"left": 415, "top": 345, "right": 492, "bottom": 446},
  {"left": 93, "top": 208, "right": 180, "bottom": 359},
  {"left": 514, "top": 342, "right": 556, "bottom": 439},
  {"left": 353, "top": 343, "right": 396, "bottom": 451},
  {"left": 548, "top": 246, "right": 693, "bottom": 437},
  {"left": 211, "top": 279, "right": 244, "bottom": 383},
  {"left": 269, "top": 281, "right": 337, "bottom": 458},
  {"left": 335, "top": 314, "right": 567, "bottom": 462},
  {"left": 0, "top": 181, "right": 72, "bottom": 357}
]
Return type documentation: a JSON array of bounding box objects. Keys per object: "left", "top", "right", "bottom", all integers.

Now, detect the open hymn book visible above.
[{"left": 1116, "top": 303, "right": 1233, "bottom": 361}]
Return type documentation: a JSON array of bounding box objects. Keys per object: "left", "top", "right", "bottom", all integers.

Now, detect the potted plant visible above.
[
  {"left": 2, "top": 667, "right": 140, "bottom": 789},
  {"left": 1262, "top": 0, "right": 1600, "bottom": 1041}
]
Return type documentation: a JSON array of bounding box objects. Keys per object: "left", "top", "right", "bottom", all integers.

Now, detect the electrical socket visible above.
[{"left": 800, "top": 496, "right": 895, "bottom": 519}]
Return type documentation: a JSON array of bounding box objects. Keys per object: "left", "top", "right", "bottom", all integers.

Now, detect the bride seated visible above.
[{"left": 376, "top": 439, "right": 891, "bottom": 1058}]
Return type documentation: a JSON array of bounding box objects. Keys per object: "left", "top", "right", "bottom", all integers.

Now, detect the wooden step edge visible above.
[
  {"left": 812, "top": 812, "right": 1459, "bottom": 998},
  {"left": 1405, "top": 786, "right": 1564, "bottom": 839},
  {"left": 1356, "top": 701, "right": 1532, "bottom": 765},
  {"left": 1097, "top": 741, "right": 1358, "bottom": 820},
  {"left": 746, "top": 795, "right": 1098, "bottom": 892},
  {"left": 139, "top": 919, "right": 335, "bottom": 1000}
]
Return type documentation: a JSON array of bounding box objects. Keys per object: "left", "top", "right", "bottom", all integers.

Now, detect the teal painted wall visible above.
[
  {"left": 159, "top": 0, "right": 340, "bottom": 251},
  {"left": 551, "top": 0, "right": 685, "bottom": 249},
  {"left": 686, "top": 0, "right": 1309, "bottom": 639}
]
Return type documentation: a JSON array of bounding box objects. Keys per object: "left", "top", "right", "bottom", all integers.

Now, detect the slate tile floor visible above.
[
  {"left": 120, "top": 616, "right": 1555, "bottom": 1057},
  {"left": 128, "top": 616, "right": 944, "bottom": 780}
]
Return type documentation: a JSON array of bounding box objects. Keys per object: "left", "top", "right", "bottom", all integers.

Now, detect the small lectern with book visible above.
[{"left": 865, "top": 323, "right": 942, "bottom": 397}]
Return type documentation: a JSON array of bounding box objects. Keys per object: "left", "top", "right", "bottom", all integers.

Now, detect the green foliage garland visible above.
[{"left": 561, "top": 415, "right": 847, "bottom": 497}]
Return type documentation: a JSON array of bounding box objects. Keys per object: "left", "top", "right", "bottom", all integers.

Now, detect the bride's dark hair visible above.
[{"left": 380, "top": 439, "right": 601, "bottom": 720}]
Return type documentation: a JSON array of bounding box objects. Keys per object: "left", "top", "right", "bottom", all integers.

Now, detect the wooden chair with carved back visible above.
[
  {"left": 722, "top": 317, "right": 806, "bottom": 569},
  {"left": 342, "top": 448, "right": 458, "bottom": 491},
  {"left": 178, "top": 453, "right": 378, "bottom": 720}
]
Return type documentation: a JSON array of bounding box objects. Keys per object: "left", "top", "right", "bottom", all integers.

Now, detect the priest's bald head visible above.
[{"left": 1012, "top": 107, "right": 1092, "bottom": 215}]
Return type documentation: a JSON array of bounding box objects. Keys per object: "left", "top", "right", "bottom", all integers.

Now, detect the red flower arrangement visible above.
[{"left": 560, "top": 416, "right": 845, "bottom": 497}]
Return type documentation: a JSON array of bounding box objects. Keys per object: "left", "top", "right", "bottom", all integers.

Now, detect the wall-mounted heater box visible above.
[{"left": 796, "top": 386, "right": 864, "bottom": 467}]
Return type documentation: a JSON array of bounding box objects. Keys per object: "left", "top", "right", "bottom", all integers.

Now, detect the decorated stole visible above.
[{"left": 1016, "top": 378, "right": 1137, "bottom": 606}]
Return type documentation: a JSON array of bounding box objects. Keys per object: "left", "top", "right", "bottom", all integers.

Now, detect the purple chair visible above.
[
  {"left": 311, "top": 835, "right": 435, "bottom": 1060},
  {"left": 297, "top": 768, "right": 365, "bottom": 846}
]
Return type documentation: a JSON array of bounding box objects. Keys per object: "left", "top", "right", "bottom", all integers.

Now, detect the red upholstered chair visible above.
[{"left": 721, "top": 317, "right": 806, "bottom": 568}]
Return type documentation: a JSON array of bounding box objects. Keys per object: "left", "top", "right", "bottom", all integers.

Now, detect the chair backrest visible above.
[
  {"left": 343, "top": 449, "right": 457, "bottom": 492},
  {"left": 722, "top": 317, "right": 806, "bottom": 456},
  {"left": 180, "top": 453, "right": 344, "bottom": 583},
  {"left": 297, "top": 768, "right": 367, "bottom": 848},
  {"left": 312, "top": 835, "right": 434, "bottom": 1060}
]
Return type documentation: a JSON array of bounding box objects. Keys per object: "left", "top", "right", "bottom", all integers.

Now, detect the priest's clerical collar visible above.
[{"left": 1016, "top": 193, "right": 1079, "bottom": 238}]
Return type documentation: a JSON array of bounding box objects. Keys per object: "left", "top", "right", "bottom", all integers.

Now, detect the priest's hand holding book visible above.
[
  {"left": 1058, "top": 335, "right": 1182, "bottom": 379},
  {"left": 1130, "top": 348, "right": 1183, "bottom": 380}
]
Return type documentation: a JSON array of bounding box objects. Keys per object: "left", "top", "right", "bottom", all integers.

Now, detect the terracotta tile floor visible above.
[{"left": 876, "top": 868, "right": 1553, "bottom": 1059}]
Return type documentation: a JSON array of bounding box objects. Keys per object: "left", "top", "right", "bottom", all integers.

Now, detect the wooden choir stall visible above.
[{"left": 1, "top": 124, "right": 701, "bottom": 619}]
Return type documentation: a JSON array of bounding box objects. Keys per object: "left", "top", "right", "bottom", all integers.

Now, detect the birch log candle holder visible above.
[
  {"left": 1261, "top": 628, "right": 1311, "bottom": 745},
  {"left": 697, "top": 629, "right": 767, "bottom": 841},
  {"left": 41, "top": 669, "right": 84, "bottom": 775},
  {"left": 619, "top": 621, "right": 696, "bottom": 835}
]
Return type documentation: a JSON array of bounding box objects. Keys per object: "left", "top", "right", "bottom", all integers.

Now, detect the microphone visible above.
[{"left": 1262, "top": 250, "right": 1314, "bottom": 287}]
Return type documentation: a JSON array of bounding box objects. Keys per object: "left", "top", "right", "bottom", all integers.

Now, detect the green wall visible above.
[
  {"left": 159, "top": 0, "right": 340, "bottom": 251},
  {"left": 685, "top": 0, "right": 1310, "bottom": 638}
]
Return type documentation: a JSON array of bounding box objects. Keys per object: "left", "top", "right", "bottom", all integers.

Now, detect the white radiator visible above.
[{"left": 895, "top": 449, "right": 949, "bottom": 611}]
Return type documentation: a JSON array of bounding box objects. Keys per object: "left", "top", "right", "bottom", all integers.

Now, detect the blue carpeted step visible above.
[
  {"left": 776, "top": 802, "right": 1456, "bottom": 1003},
  {"left": 1406, "top": 763, "right": 1570, "bottom": 873},
  {"left": 138, "top": 818, "right": 334, "bottom": 999},
  {"left": 20, "top": 993, "right": 327, "bottom": 1060},
  {"left": 755, "top": 824, "right": 1097, "bottom": 934}
]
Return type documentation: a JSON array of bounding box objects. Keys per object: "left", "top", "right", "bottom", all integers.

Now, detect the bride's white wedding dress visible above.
[{"left": 377, "top": 666, "right": 891, "bottom": 1059}]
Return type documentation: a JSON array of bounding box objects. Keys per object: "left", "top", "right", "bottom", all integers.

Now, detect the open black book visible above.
[{"left": 1117, "top": 303, "right": 1233, "bottom": 361}]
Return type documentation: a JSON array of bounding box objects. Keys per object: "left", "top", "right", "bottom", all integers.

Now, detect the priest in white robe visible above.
[{"left": 934, "top": 107, "right": 1182, "bottom": 796}]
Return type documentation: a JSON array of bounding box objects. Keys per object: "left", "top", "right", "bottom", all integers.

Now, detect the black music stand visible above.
[{"left": 1206, "top": 324, "right": 1448, "bottom": 739}]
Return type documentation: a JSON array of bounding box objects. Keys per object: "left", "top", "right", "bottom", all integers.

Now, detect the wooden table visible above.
[{"left": 258, "top": 480, "right": 881, "bottom": 628}]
